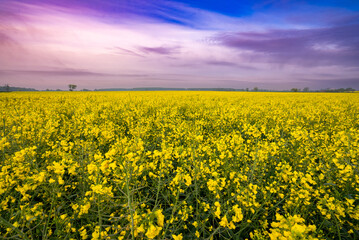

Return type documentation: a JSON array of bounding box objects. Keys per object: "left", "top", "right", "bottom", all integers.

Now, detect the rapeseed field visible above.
[{"left": 0, "top": 91, "right": 358, "bottom": 239}]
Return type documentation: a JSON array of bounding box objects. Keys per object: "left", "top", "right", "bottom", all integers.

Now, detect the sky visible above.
[{"left": 0, "top": 0, "right": 358, "bottom": 90}]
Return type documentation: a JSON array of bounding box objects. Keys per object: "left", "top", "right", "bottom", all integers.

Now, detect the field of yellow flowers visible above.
[{"left": 0, "top": 91, "right": 358, "bottom": 239}]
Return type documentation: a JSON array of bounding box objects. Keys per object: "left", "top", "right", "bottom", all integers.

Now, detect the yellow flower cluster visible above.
[
  {"left": 0, "top": 91, "right": 358, "bottom": 239},
  {"left": 268, "top": 213, "right": 317, "bottom": 240}
]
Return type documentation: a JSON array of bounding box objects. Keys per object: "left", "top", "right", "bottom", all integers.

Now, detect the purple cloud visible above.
[
  {"left": 138, "top": 46, "right": 180, "bottom": 55},
  {"left": 215, "top": 23, "right": 359, "bottom": 67},
  {"left": 298, "top": 78, "right": 359, "bottom": 89},
  {"left": 204, "top": 60, "right": 237, "bottom": 66},
  {"left": 0, "top": 69, "right": 112, "bottom": 77},
  {"left": 203, "top": 60, "right": 258, "bottom": 70},
  {"left": 112, "top": 47, "right": 144, "bottom": 57},
  {"left": 0, "top": 69, "right": 148, "bottom": 78}
]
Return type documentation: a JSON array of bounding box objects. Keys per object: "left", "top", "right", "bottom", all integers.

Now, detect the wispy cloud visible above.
[
  {"left": 138, "top": 46, "right": 181, "bottom": 55},
  {"left": 298, "top": 78, "right": 359, "bottom": 89},
  {"left": 0, "top": 68, "right": 149, "bottom": 78},
  {"left": 0, "top": 69, "right": 113, "bottom": 77},
  {"left": 111, "top": 47, "right": 145, "bottom": 57},
  {"left": 204, "top": 60, "right": 238, "bottom": 67},
  {"left": 203, "top": 60, "right": 258, "bottom": 70},
  {"left": 215, "top": 22, "right": 359, "bottom": 67}
]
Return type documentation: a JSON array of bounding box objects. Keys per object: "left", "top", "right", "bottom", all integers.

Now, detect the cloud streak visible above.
[
  {"left": 215, "top": 23, "right": 359, "bottom": 67},
  {"left": 138, "top": 46, "right": 181, "bottom": 55},
  {"left": 0, "top": 69, "right": 150, "bottom": 78}
]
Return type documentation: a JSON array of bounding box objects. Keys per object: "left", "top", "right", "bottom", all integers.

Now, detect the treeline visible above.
[
  {"left": 1, "top": 85, "right": 356, "bottom": 92},
  {"left": 0, "top": 85, "right": 37, "bottom": 92},
  {"left": 94, "top": 87, "right": 242, "bottom": 91},
  {"left": 319, "top": 87, "right": 356, "bottom": 92},
  {"left": 95, "top": 87, "right": 357, "bottom": 92}
]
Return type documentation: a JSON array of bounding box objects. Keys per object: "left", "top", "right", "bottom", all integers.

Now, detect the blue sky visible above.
[{"left": 1, "top": 0, "right": 358, "bottom": 90}]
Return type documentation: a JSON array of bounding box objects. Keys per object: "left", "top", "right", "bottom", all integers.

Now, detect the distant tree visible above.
[
  {"left": 303, "top": 87, "right": 309, "bottom": 92},
  {"left": 5, "top": 84, "right": 10, "bottom": 92},
  {"left": 246, "top": 88, "right": 249, "bottom": 91},
  {"left": 291, "top": 88, "right": 299, "bottom": 92},
  {"left": 68, "top": 84, "right": 77, "bottom": 91},
  {"left": 345, "top": 87, "right": 355, "bottom": 92},
  {"left": 253, "top": 87, "right": 258, "bottom": 91}
]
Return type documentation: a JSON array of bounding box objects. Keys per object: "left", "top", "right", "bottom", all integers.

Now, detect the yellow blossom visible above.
[
  {"left": 172, "top": 233, "right": 183, "bottom": 240},
  {"left": 145, "top": 225, "right": 162, "bottom": 239}
]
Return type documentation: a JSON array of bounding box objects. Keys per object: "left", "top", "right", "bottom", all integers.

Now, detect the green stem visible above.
[
  {"left": 126, "top": 159, "right": 135, "bottom": 240},
  {"left": 0, "top": 215, "right": 29, "bottom": 240}
]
